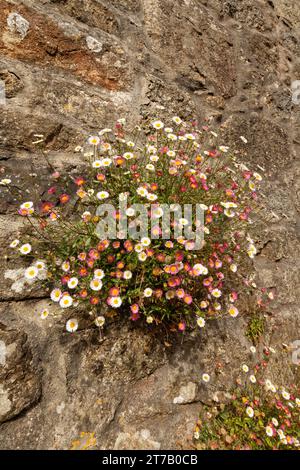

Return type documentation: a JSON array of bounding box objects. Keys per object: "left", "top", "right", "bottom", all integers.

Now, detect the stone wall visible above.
[{"left": 0, "top": 0, "right": 299, "bottom": 449}]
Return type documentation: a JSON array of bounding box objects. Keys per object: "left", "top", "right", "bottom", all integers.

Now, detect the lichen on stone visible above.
[{"left": 7, "top": 12, "right": 30, "bottom": 40}]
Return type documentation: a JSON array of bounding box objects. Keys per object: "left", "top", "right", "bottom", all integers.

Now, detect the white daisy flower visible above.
[
  {"left": 193, "top": 264, "right": 208, "bottom": 276},
  {"left": 88, "top": 136, "right": 100, "bottom": 146},
  {"left": 66, "top": 318, "right": 78, "bottom": 332},
  {"left": 40, "top": 308, "right": 49, "bottom": 320},
  {"left": 134, "top": 243, "right": 143, "bottom": 253},
  {"left": 179, "top": 218, "right": 189, "bottom": 226},
  {"left": 35, "top": 260, "right": 46, "bottom": 270},
  {"left": 221, "top": 201, "right": 238, "bottom": 209},
  {"left": 247, "top": 244, "right": 257, "bottom": 258},
  {"left": 137, "top": 187, "right": 148, "bottom": 197},
  {"left": 94, "top": 269, "right": 105, "bottom": 279},
  {"left": 219, "top": 145, "right": 229, "bottom": 153},
  {"left": 249, "top": 375, "right": 257, "bottom": 384},
  {"left": 24, "top": 266, "right": 38, "bottom": 280},
  {"left": 282, "top": 390, "right": 290, "bottom": 400},
  {"left": 0, "top": 178, "right": 12, "bottom": 185},
  {"left": 152, "top": 120, "right": 164, "bottom": 130},
  {"left": 152, "top": 207, "right": 164, "bottom": 218},
  {"left": 143, "top": 288, "right": 153, "bottom": 298},
  {"left": 123, "top": 152, "right": 134, "bottom": 160},
  {"left": 138, "top": 252, "right": 147, "bottom": 262},
  {"left": 90, "top": 279, "right": 103, "bottom": 291},
  {"left": 20, "top": 201, "right": 34, "bottom": 210},
  {"left": 246, "top": 406, "right": 254, "bottom": 418},
  {"left": 185, "top": 133, "right": 195, "bottom": 140},
  {"left": 242, "top": 364, "right": 249, "bottom": 373},
  {"left": 265, "top": 426, "right": 273, "bottom": 437},
  {"left": 10, "top": 239, "right": 19, "bottom": 248},
  {"left": 141, "top": 237, "right": 151, "bottom": 247},
  {"left": 202, "top": 373, "right": 210, "bottom": 383},
  {"left": 253, "top": 172, "right": 262, "bottom": 181},
  {"left": 96, "top": 191, "right": 109, "bottom": 200},
  {"left": 60, "top": 295, "right": 73, "bottom": 309},
  {"left": 19, "top": 243, "right": 32, "bottom": 255},
  {"left": 197, "top": 317, "right": 206, "bottom": 328},
  {"left": 68, "top": 277, "right": 78, "bottom": 289},
  {"left": 102, "top": 158, "right": 112, "bottom": 167},
  {"left": 110, "top": 296, "right": 122, "bottom": 308},
  {"left": 265, "top": 380, "right": 273, "bottom": 392},
  {"left": 123, "top": 270, "right": 132, "bottom": 280},
  {"left": 211, "top": 288, "right": 222, "bottom": 298},
  {"left": 61, "top": 261, "right": 70, "bottom": 272},
  {"left": 82, "top": 211, "right": 91, "bottom": 221},
  {"left": 146, "top": 164, "right": 155, "bottom": 171},
  {"left": 147, "top": 193, "right": 158, "bottom": 201},
  {"left": 249, "top": 181, "right": 256, "bottom": 192},
  {"left": 92, "top": 160, "right": 102, "bottom": 168},
  {"left": 172, "top": 116, "right": 182, "bottom": 125},
  {"left": 147, "top": 145, "right": 157, "bottom": 154},
  {"left": 224, "top": 208, "right": 235, "bottom": 218},
  {"left": 50, "top": 288, "right": 62, "bottom": 302},
  {"left": 126, "top": 208, "right": 135, "bottom": 217},
  {"left": 95, "top": 316, "right": 105, "bottom": 327}
]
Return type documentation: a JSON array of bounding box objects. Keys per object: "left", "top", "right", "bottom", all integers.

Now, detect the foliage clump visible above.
[
  {"left": 195, "top": 347, "right": 300, "bottom": 450},
  {"left": 5, "top": 117, "right": 265, "bottom": 333}
]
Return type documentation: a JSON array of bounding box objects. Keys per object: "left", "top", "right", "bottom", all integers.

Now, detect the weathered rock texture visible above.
[
  {"left": 0, "top": 323, "right": 41, "bottom": 423},
  {"left": 0, "top": 0, "right": 300, "bottom": 449}
]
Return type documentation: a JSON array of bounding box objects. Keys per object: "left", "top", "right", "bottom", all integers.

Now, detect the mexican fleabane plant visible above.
[
  {"left": 194, "top": 347, "right": 300, "bottom": 450},
  {"left": 4, "top": 117, "right": 264, "bottom": 333}
]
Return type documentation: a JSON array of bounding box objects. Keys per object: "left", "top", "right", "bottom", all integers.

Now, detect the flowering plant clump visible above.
[
  {"left": 195, "top": 347, "right": 300, "bottom": 450},
  {"left": 5, "top": 117, "right": 265, "bottom": 333}
]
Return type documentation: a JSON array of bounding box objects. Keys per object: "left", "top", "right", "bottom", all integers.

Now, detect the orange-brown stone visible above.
[{"left": 0, "top": 0, "right": 127, "bottom": 90}]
